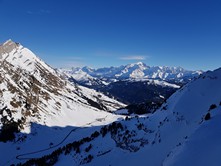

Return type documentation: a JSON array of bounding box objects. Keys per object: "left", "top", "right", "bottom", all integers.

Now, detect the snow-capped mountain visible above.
[
  {"left": 59, "top": 62, "right": 202, "bottom": 106},
  {"left": 0, "top": 39, "right": 125, "bottom": 133},
  {"left": 15, "top": 67, "right": 221, "bottom": 166},
  {"left": 60, "top": 62, "right": 202, "bottom": 85}
]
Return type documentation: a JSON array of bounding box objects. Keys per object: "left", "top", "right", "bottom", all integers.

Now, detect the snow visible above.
[
  {"left": 164, "top": 110, "right": 221, "bottom": 166},
  {"left": 0, "top": 39, "right": 220, "bottom": 166},
  {"left": 152, "top": 79, "right": 180, "bottom": 88},
  {"left": 1, "top": 45, "right": 55, "bottom": 75},
  {"left": 59, "top": 62, "right": 202, "bottom": 91},
  {"left": 60, "top": 62, "right": 202, "bottom": 82},
  {"left": 53, "top": 67, "right": 221, "bottom": 166},
  {"left": 0, "top": 40, "right": 126, "bottom": 165}
]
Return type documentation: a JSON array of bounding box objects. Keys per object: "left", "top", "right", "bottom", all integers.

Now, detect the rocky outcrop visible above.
[{"left": 0, "top": 39, "right": 19, "bottom": 58}]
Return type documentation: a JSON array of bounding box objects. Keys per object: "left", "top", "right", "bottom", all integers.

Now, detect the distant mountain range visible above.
[
  {"left": 59, "top": 63, "right": 202, "bottom": 111},
  {"left": 59, "top": 62, "right": 202, "bottom": 86}
]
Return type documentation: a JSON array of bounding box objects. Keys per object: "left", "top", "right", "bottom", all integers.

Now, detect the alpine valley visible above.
[
  {"left": 0, "top": 40, "right": 221, "bottom": 166},
  {"left": 59, "top": 62, "right": 202, "bottom": 114}
]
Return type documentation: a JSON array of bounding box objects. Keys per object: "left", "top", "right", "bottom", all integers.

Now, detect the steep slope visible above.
[
  {"left": 164, "top": 109, "right": 221, "bottom": 166},
  {"left": 20, "top": 67, "right": 221, "bottom": 166},
  {"left": 0, "top": 39, "right": 125, "bottom": 132},
  {"left": 0, "top": 40, "right": 127, "bottom": 165},
  {"left": 110, "top": 68, "right": 221, "bottom": 166},
  {"left": 163, "top": 69, "right": 221, "bottom": 166}
]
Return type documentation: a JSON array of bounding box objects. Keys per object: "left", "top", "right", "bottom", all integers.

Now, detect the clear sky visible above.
[{"left": 0, "top": 0, "right": 221, "bottom": 70}]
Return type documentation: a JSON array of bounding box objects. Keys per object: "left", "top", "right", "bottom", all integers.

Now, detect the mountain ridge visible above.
[
  {"left": 60, "top": 62, "right": 202, "bottom": 81},
  {"left": 59, "top": 62, "right": 202, "bottom": 106},
  {"left": 0, "top": 39, "right": 125, "bottom": 133}
]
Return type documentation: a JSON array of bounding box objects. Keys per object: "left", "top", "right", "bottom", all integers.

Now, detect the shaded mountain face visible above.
[
  {"left": 12, "top": 67, "right": 221, "bottom": 166},
  {"left": 0, "top": 40, "right": 125, "bottom": 135},
  {"left": 96, "top": 80, "right": 178, "bottom": 103}
]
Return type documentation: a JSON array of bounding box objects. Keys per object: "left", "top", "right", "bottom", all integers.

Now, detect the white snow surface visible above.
[
  {"left": 60, "top": 62, "right": 202, "bottom": 83},
  {"left": 54, "top": 68, "right": 221, "bottom": 166},
  {"left": 0, "top": 39, "right": 127, "bottom": 165}
]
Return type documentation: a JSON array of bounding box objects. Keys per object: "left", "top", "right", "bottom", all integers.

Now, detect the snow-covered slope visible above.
[
  {"left": 114, "top": 68, "right": 221, "bottom": 166},
  {"left": 18, "top": 67, "right": 221, "bottom": 166},
  {"left": 163, "top": 68, "right": 221, "bottom": 166},
  {"left": 0, "top": 39, "right": 125, "bottom": 132}
]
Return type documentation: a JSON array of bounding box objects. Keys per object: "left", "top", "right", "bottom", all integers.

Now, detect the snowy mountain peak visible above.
[
  {"left": 61, "top": 62, "right": 202, "bottom": 82},
  {"left": 2, "top": 39, "right": 17, "bottom": 46},
  {"left": 0, "top": 40, "right": 125, "bottom": 133},
  {"left": 125, "top": 61, "right": 147, "bottom": 69},
  {"left": 82, "top": 66, "right": 95, "bottom": 74},
  {"left": 0, "top": 39, "right": 55, "bottom": 75},
  {"left": 136, "top": 61, "right": 145, "bottom": 65},
  {"left": 0, "top": 39, "right": 19, "bottom": 56},
  {"left": 128, "top": 61, "right": 147, "bottom": 67}
]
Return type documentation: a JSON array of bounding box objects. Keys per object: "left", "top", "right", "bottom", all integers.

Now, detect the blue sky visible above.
[{"left": 0, "top": 0, "right": 221, "bottom": 70}]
